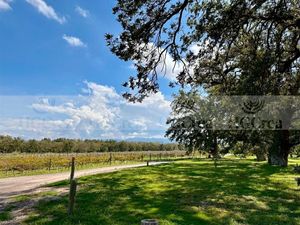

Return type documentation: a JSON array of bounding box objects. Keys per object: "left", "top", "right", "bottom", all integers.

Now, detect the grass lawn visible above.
[{"left": 25, "top": 158, "right": 300, "bottom": 225}]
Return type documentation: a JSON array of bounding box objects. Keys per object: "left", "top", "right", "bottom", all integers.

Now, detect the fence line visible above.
[{"left": 0, "top": 151, "right": 192, "bottom": 175}]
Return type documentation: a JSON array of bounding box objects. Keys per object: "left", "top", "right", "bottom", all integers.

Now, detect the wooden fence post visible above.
[
  {"left": 109, "top": 152, "right": 112, "bottom": 165},
  {"left": 48, "top": 158, "right": 52, "bottom": 171},
  {"left": 68, "top": 157, "right": 77, "bottom": 216},
  {"left": 68, "top": 179, "right": 77, "bottom": 216},
  {"left": 70, "top": 157, "right": 75, "bottom": 181}
]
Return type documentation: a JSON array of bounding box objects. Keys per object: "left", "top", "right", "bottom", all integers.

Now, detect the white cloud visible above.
[
  {"left": 130, "top": 43, "right": 184, "bottom": 81},
  {"left": 189, "top": 43, "right": 201, "bottom": 54},
  {"left": 9, "top": 81, "right": 171, "bottom": 140},
  {"left": 62, "top": 34, "right": 87, "bottom": 47},
  {"left": 130, "top": 42, "right": 210, "bottom": 82},
  {"left": 156, "top": 50, "right": 183, "bottom": 81},
  {"left": 75, "top": 5, "right": 89, "bottom": 18},
  {"left": 26, "top": 0, "right": 66, "bottom": 24},
  {"left": 0, "top": 0, "right": 12, "bottom": 11},
  {"left": 0, "top": 118, "right": 76, "bottom": 139},
  {"left": 0, "top": 82, "right": 171, "bottom": 140}
]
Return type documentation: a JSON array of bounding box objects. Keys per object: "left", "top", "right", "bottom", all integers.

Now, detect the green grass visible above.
[
  {"left": 0, "top": 205, "right": 14, "bottom": 221},
  {"left": 25, "top": 158, "right": 300, "bottom": 225},
  {"left": 0, "top": 210, "right": 12, "bottom": 221}
]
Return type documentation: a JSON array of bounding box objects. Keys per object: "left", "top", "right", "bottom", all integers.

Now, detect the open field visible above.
[
  {"left": 0, "top": 151, "right": 186, "bottom": 178},
  {"left": 3, "top": 158, "right": 299, "bottom": 225},
  {"left": 0, "top": 162, "right": 168, "bottom": 206}
]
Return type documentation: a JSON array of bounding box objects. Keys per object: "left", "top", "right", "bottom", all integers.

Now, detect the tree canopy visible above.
[
  {"left": 108, "top": 0, "right": 300, "bottom": 166},
  {"left": 107, "top": 0, "right": 300, "bottom": 101},
  {"left": 166, "top": 90, "right": 235, "bottom": 157}
]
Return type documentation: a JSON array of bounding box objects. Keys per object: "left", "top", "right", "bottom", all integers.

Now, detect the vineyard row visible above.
[{"left": 0, "top": 151, "right": 188, "bottom": 174}]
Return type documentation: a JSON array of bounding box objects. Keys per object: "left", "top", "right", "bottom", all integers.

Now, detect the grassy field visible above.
[{"left": 10, "top": 158, "right": 300, "bottom": 225}]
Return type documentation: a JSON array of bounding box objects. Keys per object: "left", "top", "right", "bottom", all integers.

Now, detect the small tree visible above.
[{"left": 166, "top": 90, "right": 234, "bottom": 158}]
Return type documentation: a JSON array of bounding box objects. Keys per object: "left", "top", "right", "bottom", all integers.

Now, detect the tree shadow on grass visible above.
[{"left": 25, "top": 159, "right": 300, "bottom": 225}]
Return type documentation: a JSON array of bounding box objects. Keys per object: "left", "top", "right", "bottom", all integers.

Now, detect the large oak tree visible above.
[{"left": 107, "top": 0, "right": 300, "bottom": 166}]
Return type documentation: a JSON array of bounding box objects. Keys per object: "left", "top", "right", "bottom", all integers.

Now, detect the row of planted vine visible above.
[{"left": 0, "top": 151, "right": 188, "bottom": 176}]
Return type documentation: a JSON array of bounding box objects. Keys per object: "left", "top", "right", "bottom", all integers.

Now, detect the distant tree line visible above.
[{"left": 0, "top": 136, "right": 179, "bottom": 153}]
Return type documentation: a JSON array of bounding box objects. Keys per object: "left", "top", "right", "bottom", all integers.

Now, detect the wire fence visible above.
[{"left": 0, "top": 151, "right": 191, "bottom": 176}]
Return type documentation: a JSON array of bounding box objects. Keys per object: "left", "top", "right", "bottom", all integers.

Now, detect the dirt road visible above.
[{"left": 0, "top": 162, "right": 168, "bottom": 201}]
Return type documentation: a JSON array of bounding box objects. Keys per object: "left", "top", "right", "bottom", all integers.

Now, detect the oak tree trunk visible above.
[
  {"left": 255, "top": 152, "right": 267, "bottom": 161},
  {"left": 268, "top": 130, "right": 290, "bottom": 167}
]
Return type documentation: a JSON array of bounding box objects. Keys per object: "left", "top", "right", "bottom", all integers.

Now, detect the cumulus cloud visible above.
[
  {"left": 0, "top": 118, "right": 77, "bottom": 139},
  {"left": 130, "top": 43, "right": 184, "bottom": 82},
  {"left": 130, "top": 42, "right": 209, "bottom": 82},
  {"left": 32, "top": 84, "right": 119, "bottom": 131},
  {"left": 62, "top": 34, "right": 87, "bottom": 47},
  {"left": 26, "top": 0, "right": 66, "bottom": 24},
  {"left": 189, "top": 43, "right": 201, "bottom": 54},
  {"left": 3, "top": 81, "right": 171, "bottom": 140},
  {"left": 75, "top": 5, "right": 89, "bottom": 18},
  {"left": 0, "top": 0, "right": 12, "bottom": 11},
  {"left": 155, "top": 50, "right": 183, "bottom": 81}
]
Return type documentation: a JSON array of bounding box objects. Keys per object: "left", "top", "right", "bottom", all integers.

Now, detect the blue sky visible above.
[{"left": 0, "top": 0, "right": 177, "bottom": 141}]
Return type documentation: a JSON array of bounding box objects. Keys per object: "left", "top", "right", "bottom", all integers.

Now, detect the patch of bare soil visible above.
[{"left": 0, "top": 187, "right": 68, "bottom": 225}]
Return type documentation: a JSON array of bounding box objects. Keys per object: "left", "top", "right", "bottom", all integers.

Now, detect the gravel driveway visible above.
[{"left": 0, "top": 162, "right": 168, "bottom": 202}]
